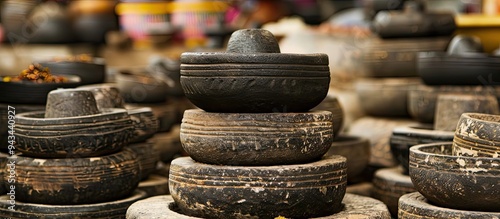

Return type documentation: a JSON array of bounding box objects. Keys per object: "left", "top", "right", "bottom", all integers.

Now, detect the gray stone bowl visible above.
[
  {"left": 180, "top": 29, "right": 330, "bottom": 113},
  {"left": 409, "top": 142, "right": 500, "bottom": 212},
  {"left": 180, "top": 109, "right": 334, "bottom": 166},
  {"left": 14, "top": 108, "right": 134, "bottom": 158}
]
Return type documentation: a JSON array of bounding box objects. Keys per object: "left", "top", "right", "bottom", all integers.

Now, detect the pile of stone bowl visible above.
[
  {"left": 78, "top": 83, "right": 170, "bottom": 198},
  {"left": 0, "top": 88, "right": 146, "bottom": 218},
  {"left": 126, "top": 29, "right": 391, "bottom": 219},
  {"left": 399, "top": 112, "right": 500, "bottom": 218}
]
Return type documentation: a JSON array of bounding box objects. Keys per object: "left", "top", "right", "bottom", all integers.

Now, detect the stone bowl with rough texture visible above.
[
  {"left": 180, "top": 29, "right": 330, "bottom": 113},
  {"left": 390, "top": 123, "right": 454, "bottom": 173},
  {"left": 409, "top": 142, "right": 500, "bottom": 212},
  {"left": 169, "top": 155, "right": 347, "bottom": 219},
  {"left": 399, "top": 192, "right": 500, "bottom": 219},
  {"left": 14, "top": 108, "right": 134, "bottom": 158},
  {"left": 44, "top": 89, "right": 100, "bottom": 118},
  {"left": 180, "top": 109, "right": 334, "bottom": 166},
  {"left": 454, "top": 113, "right": 500, "bottom": 158},
  {"left": 78, "top": 83, "right": 125, "bottom": 110}
]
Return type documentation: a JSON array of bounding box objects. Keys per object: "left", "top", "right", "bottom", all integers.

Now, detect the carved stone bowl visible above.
[
  {"left": 409, "top": 142, "right": 500, "bottom": 212},
  {"left": 180, "top": 29, "right": 330, "bottom": 113}
]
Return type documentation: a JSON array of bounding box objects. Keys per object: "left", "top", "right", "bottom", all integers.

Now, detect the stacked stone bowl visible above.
[
  {"left": 127, "top": 29, "right": 390, "bottom": 219},
  {"left": 401, "top": 113, "right": 500, "bottom": 217},
  {"left": 15, "top": 89, "right": 134, "bottom": 158},
  {"left": 2, "top": 88, "right": 145, "bottom": 218},
  {"left": 79, "top": 83, "right": 166, "bottom": 196}
]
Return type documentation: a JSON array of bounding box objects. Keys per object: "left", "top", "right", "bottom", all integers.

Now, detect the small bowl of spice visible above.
[{"left": 0, "top": 64, "right": 81, "bottom": 104}]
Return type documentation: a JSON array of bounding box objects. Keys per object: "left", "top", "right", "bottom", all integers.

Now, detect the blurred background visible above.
[{"left": 1, "top": 0, "right": 500, "bottom": 128}]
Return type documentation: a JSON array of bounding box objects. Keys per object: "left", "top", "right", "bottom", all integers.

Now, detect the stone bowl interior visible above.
[
  {"left": 409, "top": 142, "right": 500, "bottom": 212},
  {"left": 390, "top": 123, "right": 454, "bottom": 174}
]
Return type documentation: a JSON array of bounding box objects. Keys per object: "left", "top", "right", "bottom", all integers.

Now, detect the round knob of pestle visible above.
[{"left": 226, "top": 29, "right": 280, "bottom": 53}]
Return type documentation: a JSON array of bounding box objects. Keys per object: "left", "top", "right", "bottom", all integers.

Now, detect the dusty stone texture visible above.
[
  {"left": 434, "top": 94, "right": 499, "bottom": 131},
  {"left": 315, "top": 193, "right": 391, "bottom": 219},
  {"left": 78, "top": 83, "right": 125, "bottom": 110},
  {"left": 180, "top": 29, "right": 330, "bottom": 113},
  {"left": 226, "top": 29, "right": 280, "bottom": 53},
  {"left": 7, "top": 149, "right": 141, "bottom": 205},
  {"left": 126, "top": 194, "right": 390, "bottom": 219},
  {"left": 127, "top": 142, "right": 159, "bottom": 180},
  {"left": 0, "top": 190, "right": 146, "bottom": 219},
  {"left": 409, "top": 142, "right": 500, "bottom": 212},
  {"left": 138, "top": 174, "right": 169, "bottom": 198},
  {"left": 15, "top": 108, "right": 130, "bottom": 126},
  {"left": 127, "top": 107, "right": 159, "bottom": 143},
  {"left": 371, "top": 166, "right": 416, "bottom": 216},
  {"left": 45, "top": 89, "right": 100, "bottom": 118},
  {"left": 169, "top": 156, "right": 347, "bottom": 219},
  {"left": 181, "top": 110, "right": 334, "bottom": 166},
  {"left": 348, "top": 116, "right": 414, "bottom": 167},
  {"left": 312, "top": 93, "right": 344, "bottom": 136},
  {"left": 453, "top": 113, "right": 500, "bottom": 158},
  {"left": 126, "top": 195, "right": 203, "bottom": 219},
  {"left": 390, "top": 123, "right": 454, "bottom": 173},
  {"left": 325, "top": 135, "right": 370, "bottom": 182},
  {"left": 355, "top": 77, "right": 421, "bottom": 117},
  {"left": 399, "top": 192, "right": 500, "bottom": 219},
  {"left": 14, "top": 109, "right": 134, "bottom": 158}
]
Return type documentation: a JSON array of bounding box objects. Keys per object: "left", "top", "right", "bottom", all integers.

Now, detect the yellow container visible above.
[{"left": 455, "top": 14, "right": 500, "bottom": 53}]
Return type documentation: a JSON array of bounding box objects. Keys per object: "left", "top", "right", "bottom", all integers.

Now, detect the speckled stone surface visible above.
[
  {"left": 0, "top": 190, "right": 146, "bottom": 219},
  {"left": 390, "top": 123, "right": 454, "bottom": 173},
  {"left": 44, "top": 89, "right": 100, "bottom": 118},
  {"left": 7, "top": 149, "right": 141, "bottom": 205},
  {"left": 399, "top": 192, "right": 500, "bottom": 219},
  {"left": 126, "top": 193, "right": 390, "bottom": 219},
  {"left": 453, "top": 113, "right": 500, "bottom": 157},
  {"left": 312, "top": 93, "right": 344, "bottom": 137},
  {"left": 14, "top": 109, "right": 134, "bottom": 158},
  {"left": 169, "top": 156, "right": 347, "bottom": 218},
  {"left": 409, "top": 142, "right": 500, "bottom": 212},
  {"left": 78, "top": 83, "right": 125, "bottom": 110},
  {"left": 181, "top": 110, "right": 334, "bottom": 165}
]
